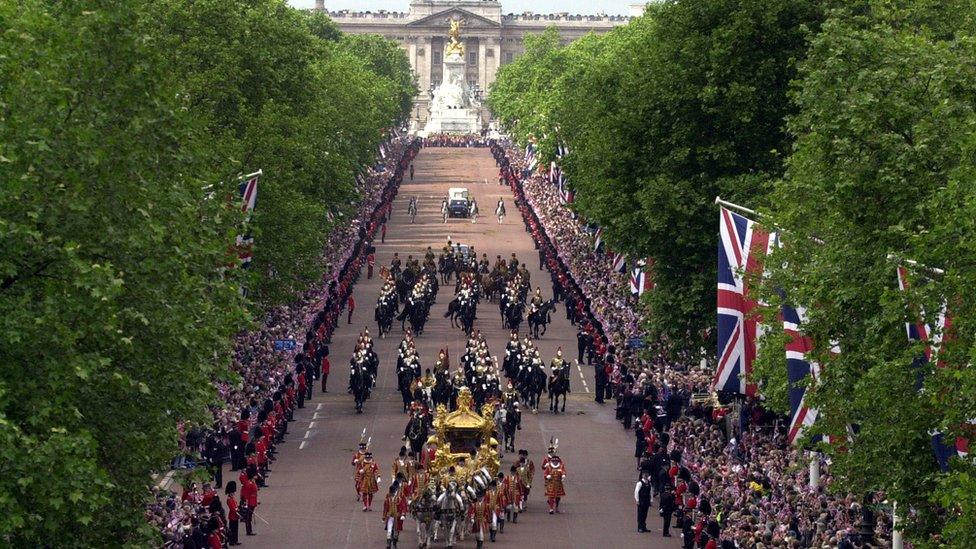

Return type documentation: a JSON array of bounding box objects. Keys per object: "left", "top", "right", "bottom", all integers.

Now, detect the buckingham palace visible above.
[{"left": 313, "top": 0, "right": 637, "bottom": 125}]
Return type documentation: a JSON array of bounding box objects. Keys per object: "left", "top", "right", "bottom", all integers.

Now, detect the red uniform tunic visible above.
[
  {"left": 359, "top": 461, "right": 380, "bottom": 495},
  {"left": 352, "top": 450, "right": 366, "bottom": 491},
  {"left": 544, "top": 461, "right": 566, "bottom": 498},
  {"left": 227, "top": 495, "right": 240, "bottom": 521},
  {"left": 382, "top": 492, "right": 408, "bottom": 532}
]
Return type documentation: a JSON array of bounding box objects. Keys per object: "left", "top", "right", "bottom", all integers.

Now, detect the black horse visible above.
[
  {"left": 350, "top": 365, "right": 372, "bottom": 413},
  {"left": 403, "top": 413, "right": 429, "bottom": 455},
  {"left": 503, "top": 302, "right": 524, "bottom": 332},
  {"left": 396, "top": 366, "right": 415, "bottom": 413},
  {"left": 431, "top": 373, "right": 452, "bottom": 409},
  {"left": 527, "top": 299, "right": 556, "bottom": 339},
  {"left": 517, "top": 365, "right": 547, "bottom": 413},
  {"left": 375, "top": 296, "right": 398, "bottom": 338},
  {"left": 548, "top": 366, "right": 570, "bottom": 414}
]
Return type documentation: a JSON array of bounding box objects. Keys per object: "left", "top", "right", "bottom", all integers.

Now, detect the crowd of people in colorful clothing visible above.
[
  {"left": 146, "top": 137, "right": 421, "bottom": 548},
  {"left": 421, "top": 133, "right": 488, "bottom": 148},
  {"left": 490, "top": 139, "right": 894, "bottom": 549}
]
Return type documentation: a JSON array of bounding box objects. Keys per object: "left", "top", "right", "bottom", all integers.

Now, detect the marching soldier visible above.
[
  {"left": 543, "top": 439, "right": 567, "bottom": 514},
  {"left": 503, "top": 465, "right": 523, "bottom": 524},
  {"left": 352, "top": 433, "right": 369, "bottom": 500},
  {"left": 382, "top": 484, "right": 407, "bottom": 548},
  {"left": 484, "top": 477, "right": 505, "bottom": 539},
  {"left": 468, "top": 493, "right": 492, "bottom": 549},
  {"left": 516, "top": 449, "right": 535, "bottom": 510},
  {"left": 359, "top": 451, "right": 381, "bottom": 511}
]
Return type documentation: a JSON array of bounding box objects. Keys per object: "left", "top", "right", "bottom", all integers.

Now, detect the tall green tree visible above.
[
  {"left": 755, "top": 1, "right": 976, "bottom": 543},
  {"left": 489, "top": 0, "right": 825, "bottom": 357},
  {"left": 143, "top": 0, "right": 413, "bottom": 309},
  {"left": 0, "top": 0, "right": 246, "bottom": 544}
]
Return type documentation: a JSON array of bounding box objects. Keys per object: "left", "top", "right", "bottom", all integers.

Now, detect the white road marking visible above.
[
  {"left": 316, "top": 403, "right": 323, "bottom": 411},
  {"left": 299, "top": 440, "right": 308, "bottom": 450},
  {"left": 304, "top": 431, "right": 313, "bottom": 439},
  {"left": 309, "top": 421, "right": 317, "bottom": 429},
  {"left": 575, "top": 362, "right": 591, "bottom": 393}
]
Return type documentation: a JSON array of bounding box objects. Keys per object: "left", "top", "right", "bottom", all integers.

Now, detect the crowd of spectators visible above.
[
  {"left": 421, "top": 133, "right": 487, "bottom": 148},
  {"left": 146, "top": 137, "right": 421, "bottom": 548},
  {"left": 490, "top": 139, "right": 893, "bottom": 549}
]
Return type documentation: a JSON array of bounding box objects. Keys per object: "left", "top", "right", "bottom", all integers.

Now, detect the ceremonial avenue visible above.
[
  {"left": 244, "top": 147, "right": 671, "bottom": 548},
  {"left": 10, "top": 0, "right": 972, "bottom": 546}
]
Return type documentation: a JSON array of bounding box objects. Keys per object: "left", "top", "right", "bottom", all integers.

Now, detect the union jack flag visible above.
[
  {"left": 239, "top": 173, "right": 259, "bottom": 214},
  {"left": 611, "top": 251, "right": 626, "bottom": 273},
  {"left": 715, "top": 207, "right": 775, "bottom": 396},
  {"left": 895, "top": 266, "right": 969, "bottom": 470},
  {"left": 630, "top": 258, "right": 653, "bottom": 296},
  {"left": 593, "top": 227, "right": 603, "bottom": 253},
  {"left": 237, "top": 172, "right": 260, "bottom": 268},
  {"left": 783, "top": 303, "right": 840, "bottom": 444},
  {"left": 524, "top": 143, "right": 538, "bottom": 174}
]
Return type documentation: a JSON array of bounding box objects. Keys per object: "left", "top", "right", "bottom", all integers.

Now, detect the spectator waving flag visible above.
[
  {"left": 715, "top": 205, "right": 775, "bottom": 396},
  {"left": 895, "top": 265, "right": 970, "bottom": 471},
  {"left": 593, "top": 227, "right": 603, "bottom": 253}
]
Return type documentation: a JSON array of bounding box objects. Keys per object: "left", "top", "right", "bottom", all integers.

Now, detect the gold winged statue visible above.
[{"left": 445, "top": 18, "right": 466, "bottom": 57}]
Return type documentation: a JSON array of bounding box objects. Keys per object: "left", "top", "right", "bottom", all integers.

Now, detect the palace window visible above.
[
  {"left": 486, "top": 48, "right": 494, "bottom": 58},
  {"left": 469, "top": 51, "right": 477, "bottom": 65},
  {"left": 433, "top": 51, "right": 441, "bottom": 65},
  {"left": 505, "top": 52, "right": 514, "bottom": 63}
]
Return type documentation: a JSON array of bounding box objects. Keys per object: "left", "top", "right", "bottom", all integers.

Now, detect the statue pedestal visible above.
[{"left": 423, "top": 52, "right": 481, "bottom": 135}]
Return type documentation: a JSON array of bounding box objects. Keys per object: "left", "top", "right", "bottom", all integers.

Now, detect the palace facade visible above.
[{"left": 314, "top": 0, "right": 636, "bottom": 125}]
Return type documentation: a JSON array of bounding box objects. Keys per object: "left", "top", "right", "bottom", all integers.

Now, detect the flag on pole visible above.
[
  {"left": 611, "top": 252, "right": 627, "bottom": 273},
  {"left": 239, "top": 173, "right": 259, "bottom": 214},
  {"left": 593, "top": 227, "right": 603, "bottom": 253},
  {"left": 895, "top": 265, "right": 969, "bottom": 470},
  {"left": 236, "top": 171, "right": 261, "bottom": 268},
  {"left": 782, "top": 303, "right": 840, "bottom": 444},
  {"left": 630, "top": 258, "right": 653, "bottom": 296},
  {"left": 714, "top": 206, "right": 775, "bottom": 396}
]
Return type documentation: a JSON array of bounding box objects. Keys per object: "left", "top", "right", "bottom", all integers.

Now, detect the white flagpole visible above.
[
  {"left": 242, "top": 169, "right": 263, "bottom": 180},
  {"left": 714, "top": 196, "right": 759, "bottom": 217}
]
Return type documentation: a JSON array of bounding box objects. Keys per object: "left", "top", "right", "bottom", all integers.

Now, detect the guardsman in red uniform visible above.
[
  {"left": 484, "top": 478, "right": 504, "bottom": 540},
  {"left": 468, "top": 495, "right": 492, "bottom": 549},
  {"left": 352, "top": 432, "right": 369, "bottom": 500},
  {"left": 240, "top": 472, "right": 259, "bottom": 536},
  {"left": 503, "top": 465, "right": 522, "bottom": 524},
  {"left": 225, "top": 481, "right": 240, "bottom": 546},
  {"left": 543, "top": 440, "right": 567, "bottom": 514},
  {"left": 382, "top": 484, "right": 408, "bottom": 548},
  {"left": 359, "top": 451, "right": 381, "bottom": 511}
]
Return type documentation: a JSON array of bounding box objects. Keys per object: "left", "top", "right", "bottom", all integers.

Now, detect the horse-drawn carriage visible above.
[{"left": 410, "top": 387, "right": 500, "bottom": 548}]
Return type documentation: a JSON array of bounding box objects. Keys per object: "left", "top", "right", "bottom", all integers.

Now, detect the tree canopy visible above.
[{"left": 0, "top": 0, "right": 412, "bottom": 544}]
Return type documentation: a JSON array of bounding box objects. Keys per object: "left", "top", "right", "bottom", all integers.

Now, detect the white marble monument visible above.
[{"left": 422, "top": 18, "right": 481, "bottom": 134}]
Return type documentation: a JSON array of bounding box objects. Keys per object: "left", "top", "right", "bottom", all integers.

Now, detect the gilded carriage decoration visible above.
[{"left": 427, "top": 386, "right": 500, "bottom": 484}]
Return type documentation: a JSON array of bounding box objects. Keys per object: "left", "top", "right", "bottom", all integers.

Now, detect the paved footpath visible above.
[{"left": 245, "top": 147, "right": 678, "bottom": 548}]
